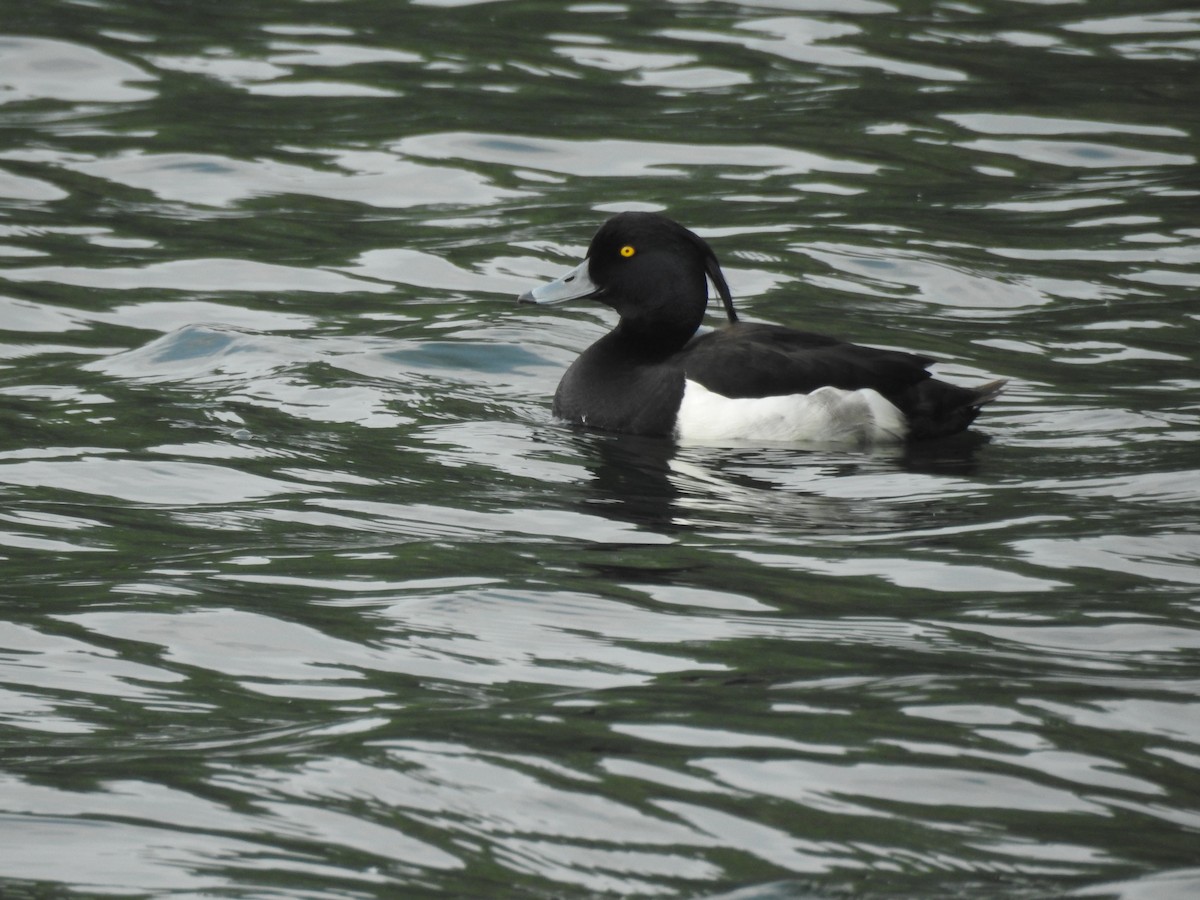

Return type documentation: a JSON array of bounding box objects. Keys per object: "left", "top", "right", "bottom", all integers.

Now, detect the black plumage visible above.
[{"left": 520, "top": 212, "right": 1004, "bottom": 441}]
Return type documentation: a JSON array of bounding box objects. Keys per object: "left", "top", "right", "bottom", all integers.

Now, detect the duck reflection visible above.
[{"left": 565, "top": 426, "right": 992, "bottom": 536}]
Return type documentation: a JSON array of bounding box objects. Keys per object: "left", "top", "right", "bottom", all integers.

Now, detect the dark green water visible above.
[{"left": 2, "top": 1, "right": 1199, "bottom": 898}]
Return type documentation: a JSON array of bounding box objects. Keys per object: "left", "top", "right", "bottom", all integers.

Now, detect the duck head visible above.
[{"left": 520, "top": 212, "right": 738, "bottom": 341}]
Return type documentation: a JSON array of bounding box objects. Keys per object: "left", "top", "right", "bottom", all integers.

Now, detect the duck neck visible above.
[{"left": 611, "top": 317, "right": 697, "bottom": 358}]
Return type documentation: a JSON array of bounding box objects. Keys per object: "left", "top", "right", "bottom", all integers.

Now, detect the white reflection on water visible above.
[
  {"left": 63, "top": 590, "right": 720, "bottom": 691},
  {"left": 338, "top": 247, "right": 534, "bottom": 294},
  {"left": 266, "top": 41, "right": 423, "bottom": 67},
  {"left": 0, "top": 296, "right": 88, "bottom": 332},
  {"left": 957, "top": 139, "right": 1195, "bottom": 169},
  {"left": 0, "top": 777, "right": 449, "bottom": 890},
  {"left": 1063, "top": 11, "right": 1200, "bottom": 37},
  {"left": 942, "top": 112, "right": 1189, "bottom": 138},
  {"left": 0, "top": 457, "right": 324, "bottom": 504},
  {"left": 3, "top": 257, "right": 387, "bottom": 293},
  {"left": 797, "top": 242, "right": 1058, "bottom": 312},
  {"left": 698, "top": 756, "right": 1106, "bottom": 814},
  {"left": 612, "top": 722, "right": 843, "bottom": 755},
  {"left": 737, "top": 549, "right": 1065, "bottom": 593},
  {"left": 396, "top": 131, "right": 879, "bottom": 178},
  {"left": 1013, "top": 533, "right": 1200, "bottom": 584},
  {"left": 0, "top": 166, "right": 69, "bottom": 202},
  {"left": 0, "top": 622, "right": 183, "bottom": 733},
  {"left": 0, "top": 37, "right": 156, "bottom": 105},
  {"left": 44, "top": 148, "right": 526, "bottom": 208},
  {"left": 1073, "top": 868, "right": 1200, "bottom": 900},
  {"left": 1024, "top": 698, "right": 1200, "bottom": 745},
  {"left": 215, "top": 747, "right": 725, "bottom": 893},
  {"left": 665, "top": 17, "right": 968, "bottom": 82}
]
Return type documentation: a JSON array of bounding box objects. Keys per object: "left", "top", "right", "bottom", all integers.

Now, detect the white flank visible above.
[{"left": 675, "top": 379, "right": 908, "bottom": 445}]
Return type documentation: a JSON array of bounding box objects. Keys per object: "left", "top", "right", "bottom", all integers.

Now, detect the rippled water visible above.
[{"left": 2, "top": 1, "right": 1199, "bottom": 898}]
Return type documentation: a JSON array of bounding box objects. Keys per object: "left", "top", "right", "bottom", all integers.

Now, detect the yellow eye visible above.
[{"left": 619, "top": 245, "right": 636, "bottom": 258}]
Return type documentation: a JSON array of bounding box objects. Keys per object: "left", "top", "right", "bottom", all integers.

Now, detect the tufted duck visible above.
[{"left": 519, "top": 212, "right": 1004, "bottom": 444}]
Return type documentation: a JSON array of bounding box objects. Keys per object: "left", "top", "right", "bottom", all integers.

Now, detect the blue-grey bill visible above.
[{"left": 518, "top": 259, "right": 598, "bottom": 304}]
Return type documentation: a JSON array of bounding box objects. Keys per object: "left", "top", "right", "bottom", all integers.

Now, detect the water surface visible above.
[{"left": 2, "top": 1, "right": 1199, "bottom": 898}]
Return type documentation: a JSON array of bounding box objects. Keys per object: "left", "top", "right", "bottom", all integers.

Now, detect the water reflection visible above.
[
  {"left": 396, "top": 131, "right": 879, "bottom": 178},
  {"left": 561, "top": 424, "right": 1002, "bottom": 537},
  {"left": 1, "top": 0, "right": 1199, "bottom": 897},
  {"left": 48, "top": 148, "right": 527, "bottom": 208},
  {"left": 0, "top": 36, "right": 155, "bottom": 105},
  {"left": 5, "top": 260, "right": 385, "bottom": 297},
  {"left": 665, "top": 16, "right": 968, "bottom": 82}
]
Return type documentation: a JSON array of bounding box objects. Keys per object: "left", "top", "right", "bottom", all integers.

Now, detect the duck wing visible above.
[{"left": 679, "top": 323, "right": 933, "bottom": 399}]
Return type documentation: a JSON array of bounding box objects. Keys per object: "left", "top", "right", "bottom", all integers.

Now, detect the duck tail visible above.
[
  {"left": 904, "top": 378, "right": 1007, "bottom": 440},
  {"left": 969, "top": 378, "right": 1008, "bottom": 408}
]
